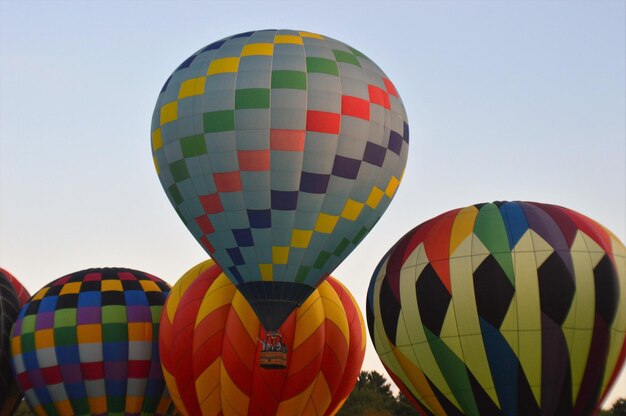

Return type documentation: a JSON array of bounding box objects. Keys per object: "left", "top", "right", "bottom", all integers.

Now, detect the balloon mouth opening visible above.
[{"left": 259, "top": 331, "right": 288, "bottom": 369}]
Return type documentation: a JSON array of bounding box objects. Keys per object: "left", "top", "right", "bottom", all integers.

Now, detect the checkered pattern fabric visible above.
[
  {"left": 10, "top": 268, "right": 174, "bottom": 416},
  {"left": 151, "top": 30, "right": 409, "bottom": 302}
]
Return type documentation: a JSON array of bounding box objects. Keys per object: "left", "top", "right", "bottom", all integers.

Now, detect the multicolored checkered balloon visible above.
[
  {"left": 367, "top": 201, "right": 626, "bottom": 416},
  {"left": 10, "top": 268, "right": 174, "bottom": 416},
  {"left": 151, "top": 29, "right": 409, "bottom": 331}
]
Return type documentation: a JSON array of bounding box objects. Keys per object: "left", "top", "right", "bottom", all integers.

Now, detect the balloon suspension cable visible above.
[{"left": 259, "top": 330, "right": 288, "bottom": 369}]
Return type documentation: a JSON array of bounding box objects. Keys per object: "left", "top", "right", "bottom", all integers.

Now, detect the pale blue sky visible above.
[{"left": 1, "top": 0, "right": 624, "bottom": 408}]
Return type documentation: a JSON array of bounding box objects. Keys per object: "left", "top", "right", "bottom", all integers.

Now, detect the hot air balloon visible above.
[
  {"left": 151, "top": 29, "right": 409, "bottom": 341},
  {"left": 10, "top": 268, "right": 175, "bottom": 416},
  {"left": 1, "top": 268, "right": 29, "bottom": 416},
  {"left": 159, "top": 260, "right": 366, "bottom": 415},
  {"left": 367, "top": 201, "right": 626, "bottom": 416}
]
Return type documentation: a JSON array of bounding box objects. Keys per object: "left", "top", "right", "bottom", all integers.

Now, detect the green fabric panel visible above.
[
  {"left": 271, "top": 70, "right": 307, "bottom": 90},
  {"left": 168, "top": 184, "right": 183, "bottom": 205},
  {"left": 426, "top": 327, "right": 481, "bottom": 416},
  {"left": 349, "top": 46, "right": 367, "bottom": 58},
  {"left": 107, "top": 395, "right": 125, "bottom": 414},
  {"left": 235, "top": 88, "right": 270, "bottom": 109},
  {"left": 333, "top": 49, "right": 360, "bottom": 66},
  {"left": 54, "top": 308, "right": 77, "bottom": 327},
  {"left": 333, "top": 238, "right": 350, "bottom": 256},
  {"left": 102, "top": 323, "right": 128, "bottom": 342},
  {"left": 53, "top": 326, "right": 77, "bottom": 347},
  {"left": 314, "top": 251, "right": 332, "bottom": 269},
  {"left": 474, "top": 203, "right": 515, "bottom": 284},
  {"left": 169, "top": 159, "right": 190, "bottom": 182},
  {"left": 352, "top": 226, "right": 368, "bottom": 244},
  {"left": 42, "top": 403, "right": 59, "bottom": 416},
  {"left": 180, "top": 134, "right": 207, "bottom": 157},
  {"left": 203, "top": 110, "right": 235, "bottom": 132},
  {"left": 20, "top": 314, "right": 36, "bottom": 333},
  {"left": 306, "top": 57, "right": 339, "bottom": 76},
  {"left": 101, "top": 305, "right": 127, "bottom": 324},
  {"left": 71, "top": 398, "right": 89, "bottom": 416},
  {"left": 296, "top": 266, "right": 311, "bottom": 283},
  {"left": 19, "top": 332, "right": 35, "bottom": 352}
]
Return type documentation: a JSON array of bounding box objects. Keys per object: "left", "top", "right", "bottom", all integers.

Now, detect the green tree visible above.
[{"left": 338, "top": 371, "right": 420, "bottom": 416}]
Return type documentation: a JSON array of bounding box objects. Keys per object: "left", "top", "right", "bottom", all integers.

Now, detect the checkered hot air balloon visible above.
[
  {"left": 159, "top": 260, "right": 366, "bottom": 416},
  {"left": 9, "top": 268, "right": 175, "bottom": 415},
  {"left": 367, "top": 201, "right": 626, "bottom": 416},
  {"left": 1, "top": 268, "right": 29, "bottom": 416},
  {"left": 151, "top": 29, "right": 409, "bottom": 334}
]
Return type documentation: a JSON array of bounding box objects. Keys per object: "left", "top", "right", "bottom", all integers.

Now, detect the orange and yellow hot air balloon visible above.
[{"left": 159, "top": 260, "right": 365, "bottom": 416}]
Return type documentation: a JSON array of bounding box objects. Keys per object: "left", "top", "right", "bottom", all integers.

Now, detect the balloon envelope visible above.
[
  {"left": 1, "top": 268, "right": 29, "bottom": 416},
  {"left": 159, "top": 260, "right": 366, "bottom": 415},
  {"left": 10, "top": 268, "right": 174, "bottom": 415},
  {"left": 151, "top": 29, "right": 409, "bottom": 331},
  {"left": 367, "top": 201, "right": 626, "bottom": 416}
]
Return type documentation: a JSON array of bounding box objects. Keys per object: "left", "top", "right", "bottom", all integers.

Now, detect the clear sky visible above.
[{"left": 1, "top": 0, "right": 624, "bottom": 409}]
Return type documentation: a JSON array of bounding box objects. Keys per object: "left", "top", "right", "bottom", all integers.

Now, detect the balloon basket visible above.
[{"left": 260, "top": 331, "right": 287, "bottom": 369}]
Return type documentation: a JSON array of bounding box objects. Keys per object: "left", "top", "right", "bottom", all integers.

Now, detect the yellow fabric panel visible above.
[
  {"left": 53, "top": 400, "right": 73, "bottom": 416},
  {"left": 32, "top": 287, "right": 49, "bottom": 300},
  {"left": 101, "top": 279, "right": 123, "bottom": 291},
  {"left": 162, "top": 369, "right": 186, "bottom": 416},
  {"left": 166, "top": 260, "right": 214, "bottom": 323},
  {"left": 87, "top": 397, "right": 107, "bottom": 415},
  {"left": 207, "top": 57, "right": 240, "bottom": 75},
  {"left": 299, "top": 31, "right": 324, "bottom": 39},
  {"left": 274, "top": 35, "right": 303, "bottom": 45},
  {"left": 529, "top": 229, "right": 554, "bottom": 267},
  {"left": 10, "top": 336, "right": 21, "bottom": 355},
  {"left": 315, "top": 213, "right": 339, "bottom": 234},
  {"left": 319, "top": 285, "right": 349, "bottom": 342},
  {"left": 291, "top": 229, "right": 313, "bottom": 248},
  {"left": 259, "top": 263, "right": 273, "bottom": 281},
  {"left": 195, "top": 276, "right": 236, "bottom": 323},
  {"left": 512, "top": 230, "right": 542, "bottom": 404},
  {"left": 341, "top": 198, "right": 364, "bottom": 221},
  {"left": 392, "top": 345, "right": 450, "bottom": 416},
  {"left": 450, "top": 207, "right": 478, "bottom": 256},
  {"left": 439, "top": 302, "right": 464, "bottom": 360},
  {"left": 77, "top": 324, "right": 102, "bottom": 344},
  {"left": 125, "top": 396, "right": 143, "bottom": 414},
  {"left": 231, "top": 290, "right": 261, "bottom": 341},
  {"left": 220, "top": 364, "right": 250, "bottom": 415},
  {"left": 276, "top": 381, "right": 316, "bottom": 416},
  {"left": 293, "top": 294, "right": 324, "bottom": 349},
  {"left": 151, "top": 128, "right": 162, "bottom": 151},
  {"left": 199, "top": 387, "right": 222, "bottom": 416},
  {"left": 272, "top": 246, "right": 290, "bottom": 264},
  {"left": 399, "top": 263, "right": 427, "bottom": 346},
  {"left": 601, "top": 234, "right": 626, "bottom": 394},
  {"left": 60, "top": 282, "right": 81, "bottom": 295},
  {"left": 196, "top": 357, "right": 221, "bottom": 415},
  {"left": 35, "top": 329, "right": 55, "bottom": 349},
  {"left": 128, "top": 322, "right": 151, "bottom": 342},
  {"left": 241, "top": 43, "right": 274, "bottom": 56},
  {"left": 450, "top": 236, "right": 500, "bottom": 406},
  {"left": 178, "top": 76, "right": 206, "bottom": 99},
  {"left": 385, "top": 176, "right": 400, "bottom": 197},
  {"left": 310, "top": 374, "right": 332, "bottom": 415},
  {"left": 153, "top": 156, "right": 160, "bottom": 176},
  {"left": 470, "top": 234, "right": 490, "bottom": 271},
  {"left": 160, "top": 101, "right": 178, "bottom": 125},
  {"left": 32, "top": 405, "right": 45, "bottom": 416},
  {"left": 566, "top": 232, "right": 597, "bottom": 399},
  {"left": 140, "top": 280, "right": 161, "bottom": 292},
  {"left": 365, "top": 187, "right": 384, "bottom": 209},
  {"left": 500, "top": 294, "right": 519, "bottom": 356}
]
